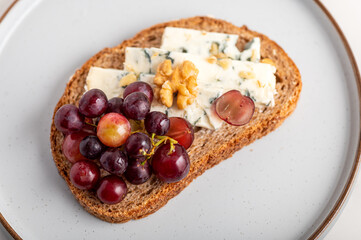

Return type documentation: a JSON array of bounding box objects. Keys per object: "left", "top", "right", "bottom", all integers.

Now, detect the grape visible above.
[
  {"left": 106, "top": 97, "right": 123, "bottom": 114},
  {"left": 62, "top": 132, "right": 90, "bottom": 163},
  {"left": 124, "top": 160, "right": 152, "bottom": 185},
  {"left": 79, "top": 135, "right": 106, "bottom": 159},
  {"left": 124, "top": 132, "right": 152, "bottom": 158},
  {"left": 100, "top": 149, "right": 128, "bottom": 175},
  {"left": 97, "top": 113, "right": 131, "bottom": 147},
  {"left": 214, "top": 90, "right": 255, "bottom": 126},
  {"left": 144, "top": 111, "right": 170, "bottom": 135},
  {"left": 166, "top": 117, "right": 194, "bottom": 149},
  {"left": 54, "top": 104, "right": 84, "bottom": 134},
  {"left": 69, "top": 160, "right": 100, "bottom": 190},
  {"left": 96, "top": 175, "right": 127, "bottom": 204},
  {"left": 151, "top": 143, "right": 190, "bottom": 183},
  {"left": 128, "top": 155, "right": 146, "bottom": 164},
  {"left": 79, "top": 89, "right": 108, "bottom": 118},
  {"left": 123, "top": 82, "right": 154, "bottom": 103},
  {"left": 122, "top": 92, "right": 150, "bottom": 120}
]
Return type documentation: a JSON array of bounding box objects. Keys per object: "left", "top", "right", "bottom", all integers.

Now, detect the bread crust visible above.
[{"left": 50, "top": 16, "right": 302, "bottom": 223}]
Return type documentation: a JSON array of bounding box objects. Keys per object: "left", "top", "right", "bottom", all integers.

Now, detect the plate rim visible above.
[{"left": 0, "top": 0, "right": 360, "bottom": 239}]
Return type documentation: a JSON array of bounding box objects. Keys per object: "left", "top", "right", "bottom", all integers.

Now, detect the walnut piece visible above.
[
  {"left": 119, "top": 72, "right": 137, "bottom": 87},
  {"left": 239, "top": 71, "right": 256, "bottom": 79},
  {"left": 210, "top": 42, "right": 227, "bottom": 59},
  {"left": 209, "top": 42, "right": 233, "bottom": 69},
  {"left": 154, "top": 60, "right": 199, "bottom": 109},
  {"left": 217, "top": 58, "right": 231, "bottom": 70}
]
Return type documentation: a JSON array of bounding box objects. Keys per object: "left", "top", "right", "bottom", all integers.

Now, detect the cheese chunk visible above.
[
  {"left": 124, "top": 47, "right": 276, "bottom": 108},
  {"left": 161, "top": 27, "right": 241, "bottom": 59},
  {"left": 86, "top": 67, "right": 128, "bottom": 99},
  {"left": 160, "top": 27, "right": 260, "bottom": 61}
]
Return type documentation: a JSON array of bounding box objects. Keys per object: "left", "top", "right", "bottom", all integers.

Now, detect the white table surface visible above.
[{"left": 0, "top": 0, "right": 360, "bottom": 239}]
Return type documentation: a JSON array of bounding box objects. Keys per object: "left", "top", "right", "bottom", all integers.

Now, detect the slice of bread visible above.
[{"left": 50, "top": 16, "right": 302, "bottom": 223}]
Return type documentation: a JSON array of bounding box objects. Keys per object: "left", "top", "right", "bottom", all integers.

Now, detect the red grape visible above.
[
  {"left": 79, "top": 89, "right": 108, "bottom": 118},
  {"left": 106, "top": 97, "right": 123, "bottom": 114},
  {"left": 54, "top": 104, "right": 84, "bottom": 134},
  {"left": 166, "top": 117, "right": 194, "bottom": 149},
  {"left": 214, "top": 90, "right": 255, "bottom": 126},
  {"left": 144, "top": 111, "right": 170, "bottom": 136},
  {"left": 100, "top": 149, "right": 128, "bottom": 175},
  {"left": 123, "top": 82, "right": 154, "bottom": 103},
  {"left": 124, "top": 160, "right": 152, "bottom": 185},
  {"left": 122, "top": 92, "right": 150, "bottom": 120},
  {"left": 152, "top": 143, "right": 190, "bottom": 183},
  {"left": 97, "top": 113, "right": 131, "bottom": 147},
  {"left": 128, "top": 156, "right": 146, "bottom": 164},
  {"left": 96, "top": 175, "right": 127, "bottom": 204},
  {"left": 79, "top": 135, "right": 106, "bottom": 159},
  {"left": 124, "top": 132, "right": 152, "bottom": 158},
  {"left": 69, "top": 160, "right": 100, "bottom": 190},
  {"left": 62, "top": 131, "right": 90, "bottom": 163}
]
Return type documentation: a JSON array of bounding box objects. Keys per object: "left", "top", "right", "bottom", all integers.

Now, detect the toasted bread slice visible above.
[{"left": 50, "top": 16, "right": 302, "bottom": 223}]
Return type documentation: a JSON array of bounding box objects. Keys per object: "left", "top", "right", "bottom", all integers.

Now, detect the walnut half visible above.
[{"left": 154, "top": 60, "right": 199, "bottom": 109}]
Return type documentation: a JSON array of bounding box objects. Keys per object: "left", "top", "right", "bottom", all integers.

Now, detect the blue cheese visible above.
[
  {"left": 161, "top": 27, "right": 241, "bottom": 59},
  {"left": 124, "top": 47, "right": 276, "bottom": 108},
  {"left": 86, "top": 67, "right": 129, "bottom": 99},
  {"left": 160, "top": 27, "right": 260, "bottom": 61},
  {"left": 85, "top": 31, "right": 275, "bottom": 130},
  {"left": 86, "top": 67, "right": 156, "bottom": 99},
  {"left": 239, "top": 37, "right": 261, "bottom": 62}
]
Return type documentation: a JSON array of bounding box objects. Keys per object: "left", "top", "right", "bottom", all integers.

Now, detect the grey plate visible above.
[{"left": 0, "top": 0, "right": 359, "bottom": 239}]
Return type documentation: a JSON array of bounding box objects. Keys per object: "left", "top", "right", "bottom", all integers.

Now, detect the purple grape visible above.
[
  {"left": 96, "top": 175, "right": 127, "bottom": 204},
  {"left": 128, "top": 156, "right": 147, "bottom": 164},
  {"left": 124, "top": 160, "right": 152, "bottom": 185},
  {"left": 100, "top": 149, "right": 128, "bottom": 175},
  {"left": 70, "top": 160, "right": 100, "bottom": 190},
  {"left": 106, "top": 97, "right": 124, "bottom": 114},
  {"left": 124, "top": 82, "right": 154, "bottom": 103},
  {"left": 145, "top": 111, "right": 170, "bottom": 135},
  {"left": 79, "top": 89, "right": 108, "bottom": 118},
  {"left": 79, "top": 135, "right": 106, "bottom": 159},
  {"left": 54, "top": 104, "right": 84, "bottom": 134},
  {"left": 62, "top": 132, "right": 90, "bottom": 163},
  {"left": 166, "top": 117, "right": 194, "bottom": 149},
  {"left": 151, "top": 143, "right": 190, "bottom": 183},
  {"left": 124, "top": 132, "right": 152, "bottom": 158},
  {"left": 122, "top": 92, "right": 150, "bottom": 120}
]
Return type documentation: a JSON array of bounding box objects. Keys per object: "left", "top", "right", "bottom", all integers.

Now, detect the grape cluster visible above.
[{"left": 54, "top": 82, "right": 195, "bottom": 205}]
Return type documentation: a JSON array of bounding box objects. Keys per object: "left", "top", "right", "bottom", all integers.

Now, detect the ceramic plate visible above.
[{"left": 0, "top": 0, "right": 360, "bottom": 239}]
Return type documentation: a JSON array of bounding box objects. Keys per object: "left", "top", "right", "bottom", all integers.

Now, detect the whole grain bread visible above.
[{"left": 50, "top": 16, "right": 302, "bottom": 223}]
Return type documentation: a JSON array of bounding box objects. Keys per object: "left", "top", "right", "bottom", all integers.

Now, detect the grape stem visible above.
[
  {"left": 131, "top": 130, "right": 142, "bottom": 134},
  {"left": 143, "top": 134, "right": 178, "bottom": 161},
  {"left": 154, "top": 136, "right": 178, "bottom": 154},
  {"left": 85, "top": 122, "right": 97, "bottom": 128}
]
